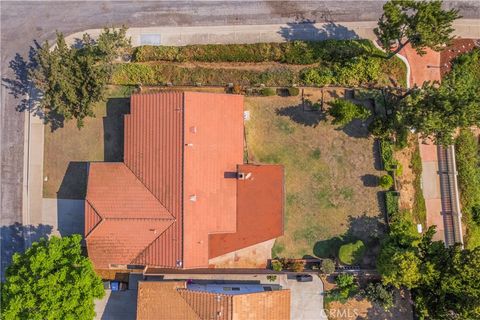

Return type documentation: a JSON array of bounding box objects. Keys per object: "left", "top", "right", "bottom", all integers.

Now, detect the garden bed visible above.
[{"left": 114, "top": 39, "right": 407, "bottom": 88}]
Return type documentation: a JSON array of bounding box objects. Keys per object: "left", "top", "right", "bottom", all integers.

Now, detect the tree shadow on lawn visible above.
[
  {"left": 361, "top": 174, "right": 379, "bottom": 187},
  {"left": 103, "top": 97, "right": 130, "bottom": 162},
  {"left": 313, "top": 214, "right": 386, "bottom": 268},
  {"left": 275, "top": 103, "right": 327, "bottom": 128}
]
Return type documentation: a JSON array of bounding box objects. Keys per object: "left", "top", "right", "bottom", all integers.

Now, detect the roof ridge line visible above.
[
  {"left": 176, "top": 288, "right": 232, "bottom": 319},
  {"left": 122, "top": 162, "right": 176, "bottom": 220},
  {"left": 129, "top": 221, "right": 177, "bottom": 265},
  {"left": 85, "top": 200, "right": 105, "bottom": 239},
  {"left": 104, "top": 217, "right": 175, "bottom": 221}
]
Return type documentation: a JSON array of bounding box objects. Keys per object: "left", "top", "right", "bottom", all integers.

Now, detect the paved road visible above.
[{"left": 1, "top": 1, "right": 479, "bottom": 276}]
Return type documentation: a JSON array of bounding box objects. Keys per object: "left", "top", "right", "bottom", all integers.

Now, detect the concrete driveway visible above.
[
  {"left": 285, "top": 274, "right": 327, "bottom": 320},
  {"left": 95, "top": 290, "right": 137, "bottom": 320}
]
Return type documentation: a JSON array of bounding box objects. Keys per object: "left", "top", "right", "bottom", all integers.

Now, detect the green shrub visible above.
[
  {"left": 267, "top": 275, "right": 277, "bottom": 282},
  {"left": 385, "top": 191, "right": 400, "bottom": 219},
  {"left": 287, "top": 87, "right": 300, "bottom": 96},
  {"left": 380, "top": 139, "right": 399, "bottom": 171},
  {"left": 132, "top": 40, "right": 376, "bottom": 64},
  {"left": 328, "top": 99, "right": 370, "bottom": 127},
  {"left": 395, "top": 163, "right": 403, "bottom": 177},
  {"left": 130, "top": 41, "right": 406, "bottom": 88},
  {"left": 380, "top": 174, "right": 394, "bottom": 189},
  {"left": 455, "top": 128, "right": 480, "bottom": 222},
  {"left": 271, "top": 260, "right": 283, "bottom": 272},
  {"left": 325, "top": 273, "right": 358, "bottom": 304},
  {"left": 338, "top": 240, "right": 366, "bottom": 265},
  {"left": 363, "top": 282, "right": 394, "bottom": 310},
  {"left": 111, "top": 63, "right": 298, "bottom": 87},
  {"left": 260, "top": 87, "right": 276, "bottom": 96},
  {"left": 111, "top": 63, "right": 161, "bottom": 85},
  {"left": 321, "top": 259, "right": 336, "bottom": 274}
]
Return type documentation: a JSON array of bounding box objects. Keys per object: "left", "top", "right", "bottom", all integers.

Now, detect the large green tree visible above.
[
  {"left": 1, "top": 235, "right": 104, "bottom": 320},
  {"left": 30, "top": 27, "right": 130, "bottom": 129},
  {"left": 378, "top": 218, "right": 480, "bottom": 319},
  {"left": 375, "top": 0, "right": 460, "bottom": 57},
  {"left": 399, "top": 49, "right": 480, "bottom": 144}
]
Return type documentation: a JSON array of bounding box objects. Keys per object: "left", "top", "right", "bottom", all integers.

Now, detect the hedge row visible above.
[
  {"left": 380, "top": 139, "right": 398, "bottom": 171},
  {"left": 385, "top": 191, "right": 400, "bottom": 220},
  {"left": 111, "top": 63, "right": 298, "bottom": 86},
  {"left": 455, "top": 129, "right": 480, "bottom": 220},
  {"left": 132, "top": 40, "right": 379, "bottom": 64},
  {"left": 111, "top": 61, "right": 402, "bottom": 88}
]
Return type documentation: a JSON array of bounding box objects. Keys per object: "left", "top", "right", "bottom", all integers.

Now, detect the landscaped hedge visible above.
[
  {"left": 455, "top": 129, "right": 480, "bottom": 219},
  {"left": 132, "top": 40, "right": 377, "bottom": 64},
  {"left": 380, "top": 139, "right": 398, "bottom": 171},
  {"left": 130, "top": 40, "right": 406, "bottom": 88},
  {"left": 385, "top": 191, "right": 400, "bottom": 220},
  {"left": 111, "top": 61, "right": 401, "bottom": 88},
  {"left": 111, "top": 63, "right": 298, "bottom": 86}
]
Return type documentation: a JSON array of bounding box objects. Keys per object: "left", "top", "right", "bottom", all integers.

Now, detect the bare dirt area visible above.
[
  {"left": 394, "top": 135, "right": 417, "bottom": 212},
  {"left": 144, "top": 60, "right": 313, "bottom": 72},
  {"left": 245, "top": 90, "right": 386, "bottom": 265}
]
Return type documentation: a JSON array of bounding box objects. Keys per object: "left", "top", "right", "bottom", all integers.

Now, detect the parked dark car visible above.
[{"left": 296, "top": 274, "right": 313, "bottom": 282}]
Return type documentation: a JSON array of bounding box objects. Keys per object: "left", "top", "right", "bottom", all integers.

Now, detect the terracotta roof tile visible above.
[
  {"left": 86, "top": 163, "right": 173, "bottom": 219},
  {"left": 85, "top": 201, "right": 102, "bottom": 237},
  {"left": 209, "top": 164, "right": 284, "bottom": 258},
  {"left": 178, "top": 289, "right": 233, "bottom": 320},
  {"left": 137, "top": 281, "right": 290, "bottom": 320},
  {"left": 137, "top": 282, "right": 200, "bottom": 320},
  {"left": 183, "top": 92, "right": 244, "bottom": 268},
  {"left": 86, "top": 219, "right": 173, "bottom": 268},
  {"left": 232, "top": 290, "right": 290, "bottom": 320}
]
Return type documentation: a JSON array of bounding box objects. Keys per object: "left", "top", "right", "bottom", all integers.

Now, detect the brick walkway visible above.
[{"left": 398, "top": 43, "right": 441, "bottom": 87}]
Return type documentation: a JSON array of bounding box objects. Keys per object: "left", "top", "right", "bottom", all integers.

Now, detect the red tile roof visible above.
[
  {"left": 137, "top": 281, "right": 290, "bottom": 320},
  {"left": 85, "top": 92, "right": 283, "bottom": 270},
  {"left": 209, "top": 164, "right": 284, "bottom": 258},
  {"left": 183, "top": 92, "right": 244, "bottom": 268}
]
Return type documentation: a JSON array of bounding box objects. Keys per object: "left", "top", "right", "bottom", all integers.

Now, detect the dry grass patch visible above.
[
  {"left": 43, "top": 85, "right": 133, "bottom": 198},
  {"left": 244, "top": 92, "right": 385, "bottom": 264}
]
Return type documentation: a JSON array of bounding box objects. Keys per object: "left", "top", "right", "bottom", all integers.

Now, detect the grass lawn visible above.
[
  {"left": 43, "top": 85, "right": 134, "bottom": 198},
  {"left": 244, "top": 90, "right": 386, "bottom": 266}
]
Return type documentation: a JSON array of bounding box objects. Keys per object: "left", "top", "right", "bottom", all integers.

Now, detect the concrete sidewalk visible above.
[
  {"left": 64, "top": 19, "right": 480, "bottom": 47},
  {"left": 419, "top": 138, "right": 445, "bottom": 242}
]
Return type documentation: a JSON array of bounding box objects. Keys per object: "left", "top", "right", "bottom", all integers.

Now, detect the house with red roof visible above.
[{"left": 85, "top": 91, "right": 284, "bottom": 270}]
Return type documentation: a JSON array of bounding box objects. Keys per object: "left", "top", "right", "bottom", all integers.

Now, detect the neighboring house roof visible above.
[
  {"left": 85, "top": 91, "right": 283, "bottom": 269},
  {"left": 136, "top": 281, "right": 291, "bottom": 320}
]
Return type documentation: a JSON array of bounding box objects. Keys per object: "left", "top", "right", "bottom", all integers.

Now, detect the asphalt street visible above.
[{"left": 0, "top": 1, "right": 479, "bottom": 276}]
